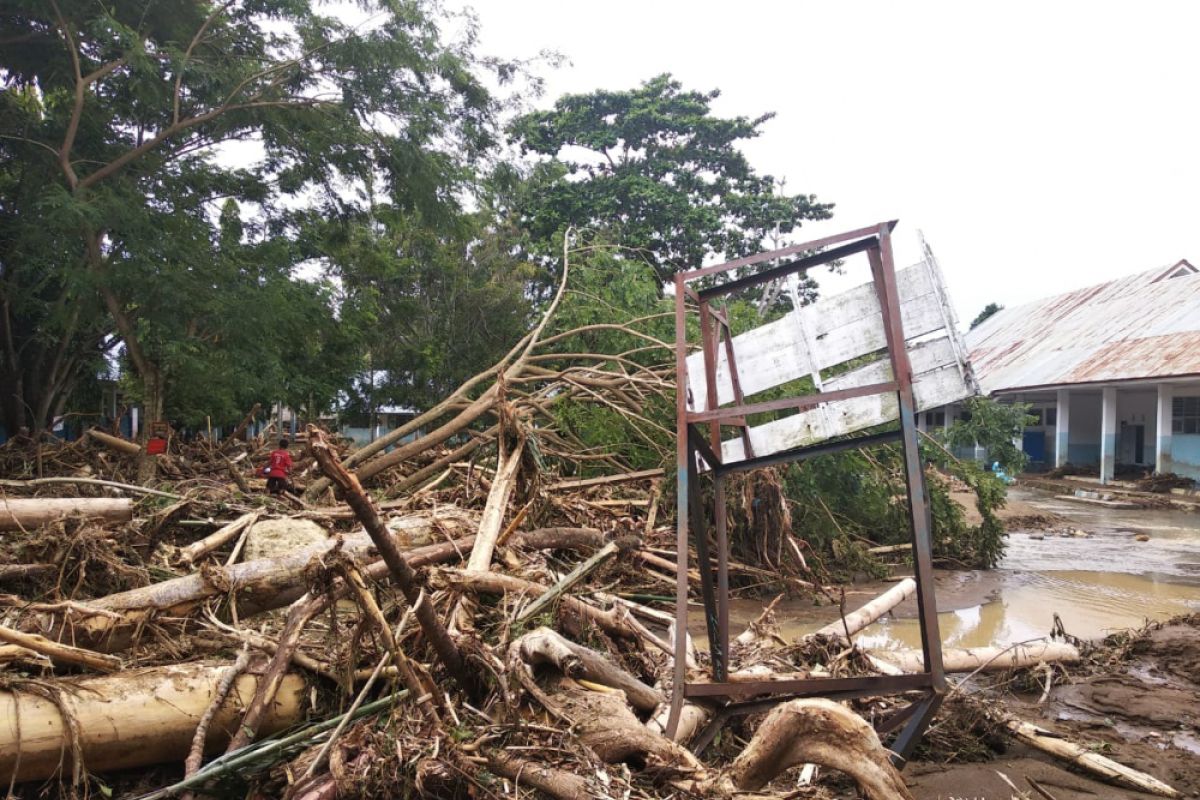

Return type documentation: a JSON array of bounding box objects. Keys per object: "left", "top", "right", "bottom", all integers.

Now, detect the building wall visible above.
[
  {"left": 1067, "top": 393, "right": 1102, "bottom": 465},
  {"left": 1117, "top": 390, "right": 1156, "bottom": 466},
  {"left": 1169, "top": 434, "right": 1200, "bottom": 479}
]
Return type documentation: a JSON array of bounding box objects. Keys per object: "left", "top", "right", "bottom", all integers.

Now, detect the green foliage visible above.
[
  {"left": 538, "top": 240, "right": 675, "bottom": 470},
  {"left": 944, "top": 397, "right": 1037, "bottom": 475},
  {"left": 0, "top": 0, "right": 505, "bottom": 432},
  {"left": 510, "top": 74, "right": 832, "bottom": 280},
  {"left": 970, "top": 302, "right": 1004, "bottom": 329}
]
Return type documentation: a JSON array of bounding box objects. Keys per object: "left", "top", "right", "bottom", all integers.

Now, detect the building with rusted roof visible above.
[{"left": 926, "top": 259, "right": 1200, "bottom": 482}]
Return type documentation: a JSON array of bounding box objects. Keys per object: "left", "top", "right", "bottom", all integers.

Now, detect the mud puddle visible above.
[{"left": 693, "top": 487, "right": 1200, "bottom": 650}]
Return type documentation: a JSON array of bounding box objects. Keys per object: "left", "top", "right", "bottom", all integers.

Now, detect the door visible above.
[{"left": 1023, "top": 430, "right": 1046, "bottom": 464}]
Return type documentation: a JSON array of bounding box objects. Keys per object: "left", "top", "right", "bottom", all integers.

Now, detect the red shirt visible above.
[{"left": 266, "top": 449, "right": 293, "bottom": 478}]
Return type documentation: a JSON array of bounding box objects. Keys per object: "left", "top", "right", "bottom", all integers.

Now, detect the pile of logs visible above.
[{"left": 0, "top": 257, "right": 1183, "bottom": 800}]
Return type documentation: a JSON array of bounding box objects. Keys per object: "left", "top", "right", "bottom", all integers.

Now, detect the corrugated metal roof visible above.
[{"left": 965, "top": 261, "right": 1200, "bottom": 393}]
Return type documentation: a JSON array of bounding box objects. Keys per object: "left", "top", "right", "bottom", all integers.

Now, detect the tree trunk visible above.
[
  {"left": 35, "top": 510, "right": 477, "bottom": 654},
  {"left": 726, "top": 698, "right": 913, "bottom": 800},
  {"left": 0, "top": 497, "right": 133, "bottom": 530},
  {"left": 0, "top": 662, "right": 305, "bottom": 785},
  {"left": 874, "top": 641, "right": 1081, "bottom": 674},
  {"left": 137, "top": 366, "right": 164, "bottom": 483}
]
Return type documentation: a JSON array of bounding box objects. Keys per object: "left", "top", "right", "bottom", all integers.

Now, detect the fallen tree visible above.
[
  {"left": 0, "top": 662, "right": 305, "bottom": 784},
  {"left": 0, "top": 497, "right": 133, "bottom": 530}
]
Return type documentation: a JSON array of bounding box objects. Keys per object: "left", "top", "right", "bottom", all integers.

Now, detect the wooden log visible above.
[
  {"left": 309, "top": 429, "right": 475, "bottom": 697},
  {"left": 0, "top": 625, "right": 121, "bottom": 672},
  {"left": 872, "top": 641, "right": 1081, "bottom": 674},
  {"left": 0, "top": 662, "right": 305, "bottom": 784},
  {"left": 86, "top": 427, "right": 142, "bottom": 455},
  {"left": 0, "top": 477, "right": 182, "bottom": 499},
  {"left": 514, "top": 627, "right": 664, "bottom": 712},
  {"left": 516, "top": 541, "right": 619, "bottom": 625},
  {"left": 0, "top": 497, "right": 133, "bottom": 530},
  {"left": 465, "top": 438, "right": 526, "bottom": 572},
  {"left": 544, "top": 468, "right": 665, "bottom": 491},
  {"left": 0, "top": 563, "right": 56, "bottom": 584},
  {"left": 447, "top": 570, "right": 652, "bottom": 646},
  {"left": 487, "top": 751, "right": 592, "bottom": 800},
  {"left": 808, "top": 578, "right": 915, "bottom": 643},
  {"left": 219, "top": 402, "right": 261, "bottom": 450},
  {"left": 39, "top": 511, "right": 476, "bottom": 653},
  {"left": 177, "top": 511, "right": 259, "bottom": 564},
  {"left": 726, "top": 698, "right": 913, "bottom": 800},
  {"left": 1003, "top": 716, "right": 1178, "bottom": 798}
]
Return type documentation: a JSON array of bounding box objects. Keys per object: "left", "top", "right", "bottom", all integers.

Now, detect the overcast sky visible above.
[{"left": 457, "top": 0, "right": 1200, "bottom": 325}]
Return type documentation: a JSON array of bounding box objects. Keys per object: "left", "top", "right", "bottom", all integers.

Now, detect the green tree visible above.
[
  {"left": 970, "top": 302, "right": 1004, "bottom": 329},
  {"left": 509, "top": 74, "right": 832, "bottom": 281},
  {"left": 0, "top": 0, "right": 499, "bottom": 438},
  {"left": 943, "top": 396, "right": 1036, "bottom": 474}
]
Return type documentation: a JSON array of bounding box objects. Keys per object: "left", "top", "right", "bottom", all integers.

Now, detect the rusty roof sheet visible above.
[{"left": 965, "top": 261, "right": 1200, "bottom": 393}]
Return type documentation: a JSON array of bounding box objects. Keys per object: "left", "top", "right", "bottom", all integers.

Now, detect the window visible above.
[
  {"left": 925, "top": 410, "right": 945, "bottom": 427},
  {"left": 1028, "top": 409, "right": 1043, "bottom": 426},
  {"left": 1174, "top": 396, "right": 1200, "bottom": 434},
  {"left": 1046, "top": 408, "right": 1057, "bottom": 427}
]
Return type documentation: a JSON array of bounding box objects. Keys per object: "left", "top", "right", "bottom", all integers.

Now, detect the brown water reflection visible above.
[{"left": 691, "top": 488, "right": 1200, "bottom": 649}]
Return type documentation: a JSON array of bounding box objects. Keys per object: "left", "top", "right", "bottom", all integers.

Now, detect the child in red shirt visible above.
[{"left": 264, "top": 439, "right": 294, "bottom": 495}]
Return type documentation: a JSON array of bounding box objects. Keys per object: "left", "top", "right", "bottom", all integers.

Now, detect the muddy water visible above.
[{"left": 693, "top": 488, "right": 1200, "bottom": 650}]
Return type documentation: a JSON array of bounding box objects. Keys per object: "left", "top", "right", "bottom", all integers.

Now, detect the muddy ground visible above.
[
  {"left": 909, "top": 617, "right": 1200, "bottom": 798},
  {"left": 903, "top": 487, "right": 1200, "bottom": 800}
]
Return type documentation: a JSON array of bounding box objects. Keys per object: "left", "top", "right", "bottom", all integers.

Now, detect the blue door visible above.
[{"left": 1023, "top": 430, "right": 1046, "bottom": 463}]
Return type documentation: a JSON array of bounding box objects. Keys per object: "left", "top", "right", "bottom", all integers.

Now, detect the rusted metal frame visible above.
[
  {"left": 681, "top": 220, "right": 899, "bottom": 281},
  {"left": 888, "top": 692, "right": 945, "bottom": 767},
  {"left": 874, "top": 691, "right": 931, "bottom": 735},
  {"left": 683, "top": 672, "right": 931, "bottom": 700},
  {"left": 687, "top": 380, "right": 899, "bottom": 425},
  {"left": 698, "top": 300, "right": 722, "bottom": 455},
  {"left": 696, "top": 236, "right": 878, "bottom": 301},
  {"left": 687, "top": 424, "right": 722, "bottom": 471},
  {"left": 667, "top": 273, "right": 691, "bottom": 739},
  {"left": 712, "top": 306, "right": 755, "bottom": 459},
  {"left": 868, "top": 228, "right": 946, "bottom": 694},
  {"left": 687, "top": 447, "right": 725, "bottom": 680},
  {"left": 714, "top": 429, "right": 902, "bottom": 477},
  {"left": 700, "top": 305, "right": 734, "bottom": 667},
  {"left": 713, "top": 472, "right": 730, "bottom": 675}
]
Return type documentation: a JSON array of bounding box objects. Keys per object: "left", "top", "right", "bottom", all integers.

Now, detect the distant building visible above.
[{"left": 928, "top": 260, "right": 1200, "bottom": 482}]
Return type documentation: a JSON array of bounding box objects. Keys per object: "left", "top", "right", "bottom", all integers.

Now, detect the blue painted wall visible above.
[
  {"left": 1067, "top": 444, "right": 1100, "bottom": 465},
  {"left": 1166, "top": 434, "right": 1200, "bottom": 480}
]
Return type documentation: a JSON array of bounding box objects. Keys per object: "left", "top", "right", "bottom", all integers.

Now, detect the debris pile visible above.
[{"left": 0, "top": 281, "right": 1185, "bottom": 799}]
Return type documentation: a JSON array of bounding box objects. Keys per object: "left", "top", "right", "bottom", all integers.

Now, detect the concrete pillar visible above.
[
  {"left": 1055, "top": 388, "right": 1071, "bottom": 467},
  {"left": 1157, "top": 384, "right": 1174, "bottom": 474},
  {"left": 1100, "top": 387, "right": 1117, "bottom": 484}
]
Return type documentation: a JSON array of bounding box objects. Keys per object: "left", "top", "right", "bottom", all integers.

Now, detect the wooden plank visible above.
[
  {"left": 718, "top": 335, "right": 971, "bottom": 462},
  {"left": 686, "top": 263, "right": 944, "bottom": 407}
]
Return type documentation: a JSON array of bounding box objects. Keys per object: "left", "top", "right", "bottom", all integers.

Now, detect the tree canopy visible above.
[
  {"left": 970, "top": 302, "right": 1004, "bottom": 329},
  {"left": 509, "top": 74, "right": 832, "bottom": 281},
  {"left": 0, "top": 0, "right": 502, "bottom": 435}
]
